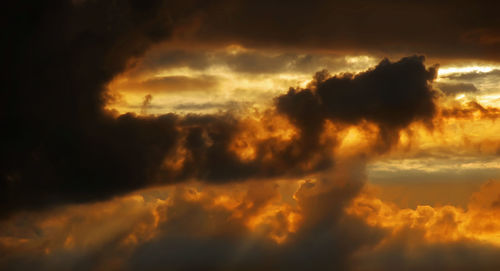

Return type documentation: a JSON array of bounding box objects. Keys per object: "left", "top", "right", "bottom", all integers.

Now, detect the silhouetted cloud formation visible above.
[
  {"left": 2, "top": 1, "right": 440, "bottom": 218},
  {"left": 277, "top": 56, "right": 437, "bottom": 151},
  {"left": 2, "top": 0, "right": 194, "bottom": 216}
]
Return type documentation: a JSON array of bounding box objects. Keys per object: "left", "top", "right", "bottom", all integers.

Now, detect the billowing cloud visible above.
[
  {"left": 2, "top": 0, "right": 444, "bottom": 218},
  {"left": 3, "top": 1, "right": 500, "bottom": 270},
  {"left": 349, "top": 180, "right": 500, "bottom": 271},
  {"left": 276, "top": 56, "right": 437, "bottom": 151},
  {"left": 2, "top": 169, "right": 500, "bottom": 271},
  {"left": 0, "top": 162, "right": 384, "bottom": 271}
]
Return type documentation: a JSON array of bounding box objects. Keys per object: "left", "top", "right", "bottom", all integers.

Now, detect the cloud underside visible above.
[{"left": 173, "top": 1, "right": 500, "bottom": 61}]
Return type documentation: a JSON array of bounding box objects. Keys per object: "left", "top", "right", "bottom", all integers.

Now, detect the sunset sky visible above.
[{"left": 3, "top": 1, "right": 500, "bottom": 270}]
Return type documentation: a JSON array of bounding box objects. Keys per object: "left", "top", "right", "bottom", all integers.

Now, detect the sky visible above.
[{"left": 2, "top": 0, "right": 500, "bottom": 270}]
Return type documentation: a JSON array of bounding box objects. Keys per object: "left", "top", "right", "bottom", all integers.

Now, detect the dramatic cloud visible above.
[
  {"left": 128, "top": 165, "right": 379, "bottom": 271},
  {"left": 276, "top": 56, "right": 437, "bottom": 151},
  {"left": 350, "top": 181, "right": 500, "bottom": 271},
  {"left": 2, "top": 0, "right": 443, "bottom": 218},
  {"left": 2, "top": 170, "right": 500, "bottom": 271},
  {"left": 0, "top": 162, "right": 385, "bottom": 271},
  {"left": 3, "top": 1, "right": 500, "bottom": 270},
  {"left": 2, "top": 0, "right": 195, "bottom": 216}
]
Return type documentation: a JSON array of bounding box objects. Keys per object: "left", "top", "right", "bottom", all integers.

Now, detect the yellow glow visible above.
[
  {"left": 225, "top": 44, "right": 249, "bottom": 55},
  {"left": 347, "top": 181, "right": 500, "bottom": 246},
  {"left": 437, "top": 66, "right": 497, "bottom": 76},
  {"left": 213, "top": 195, "right": 241, "bottom": 210},
  {"left": 229, "top": 113, "right": 298, "bottom": 162},
  {"left": 105, "top": 50, "right": 383, "bottom": 115},
  {"left": 345, "top": 55, "right": 377, "bottom": 65},
  {"left": 478, "top": 94, "right": 500, "bottom": 107}
]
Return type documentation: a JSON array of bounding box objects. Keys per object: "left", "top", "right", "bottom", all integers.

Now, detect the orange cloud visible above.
[{"left": 347, "top": 180, "right": 500, "bottom": 246}]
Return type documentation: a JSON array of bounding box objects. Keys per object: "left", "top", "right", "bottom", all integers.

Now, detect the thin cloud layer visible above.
[{"left": 436, "top": 82, "right": 478, "bottom": 96}]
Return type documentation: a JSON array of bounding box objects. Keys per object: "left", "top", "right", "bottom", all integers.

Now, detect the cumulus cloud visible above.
[
  {"left": 2, "top": 169, "right": 500, "bottom": 271},
  {"left": 0, "top": 161, "right": 385, "bottom": 271},
  {"left": 349, "top": 180, "right": 500, "bottom": 271},
  {"left": 276, "top": 56, "right": 437, "bottom": 152}
]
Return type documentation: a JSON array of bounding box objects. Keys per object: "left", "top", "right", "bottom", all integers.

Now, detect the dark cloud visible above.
[
  {"left": 183, "top": 0, "right": 500, "bottom": 61},
  {"left": 3, "top": 174, "right": 500, "bottom": 271},
  {"left": 166, "top": 113, "right": 334, "bottom": 183},
  {"left": 2, "top": 0, "right": 198, "bottom": 217},
  {"left": 436, "top": 82, "right": 478, "bottom": 96},
  {"left": 1, "top": 0, "right": 440, "bottom": 218},
  {"left": 3, "top": 1, "right": 500, "bottom": 271},
  {"left": 276, "top": 56, "right": 437, "bottom": 151}
]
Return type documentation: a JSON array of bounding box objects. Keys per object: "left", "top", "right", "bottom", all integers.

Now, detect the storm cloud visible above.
[
  {"left": 2, "top": 1, "right": 440, "bottom": 218},
  {"left": 276, "top": 56, "right": 437, "bottom": 151}
]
